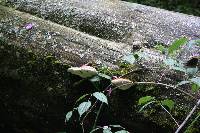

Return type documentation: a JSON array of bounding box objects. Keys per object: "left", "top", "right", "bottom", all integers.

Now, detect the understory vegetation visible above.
[
  {"left": 65, "top": 38, "right": 200, "bottom": 133},
  {"left": 1, "top": 36, "right": 199, "bottom": 133}
]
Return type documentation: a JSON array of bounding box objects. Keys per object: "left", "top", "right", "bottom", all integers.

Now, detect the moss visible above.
[
  {"left": 0, "top": 37, "right": 73, "bottom": 132},
  {"left": 0, "top": 37, "right": 106, "bottom": 132}
]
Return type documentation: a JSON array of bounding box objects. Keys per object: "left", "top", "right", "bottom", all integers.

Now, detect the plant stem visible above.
[
  {"left": 81, "top": 100, "right": 98, "bottom": 125},
  {"left": 81, "top": 123, "right": 85, "bottom": 133},
  {"left": 92, "top": 102, "right": 104, "bottom": 130},
  {"left": 134, "top": 82, "right": 196, "bottom": 100},
  {"left": 175, "top": 99, "right": 200, "bottom": 133},
  {"left": 160, "top": 104, "right": 179, "bottom": 127}
]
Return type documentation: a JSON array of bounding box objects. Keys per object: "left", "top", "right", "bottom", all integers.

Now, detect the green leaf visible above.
[
  {"left": 89, "top": 127, "right": 101, "bottom": 133},
  {"left": 98, "top": 73, "right": 111, "bottom": 80},
  {"left": 186, "top": 67, "right": 198, "bottom": 76},
  {"left": 161, "top": 99, "right": 175, "bottom": 111},
  {"left": 187, "top": 39, "right": 200, "bottom": 47},
  {"left": 103, "top": 126, "right": 112, "bottom": 133},
  {"left": 190, "top": 77, "right": 200, "bottom": 86},
  {"left": 77, "top": 101, "right": 91, "bottom": 117},
  {"left": 90, "top": 76, "right": 101, "bottom": 82},
  {"left": 196, "top": 40, "right": 200, "bottom": 46},
  {"left": 138, "top": 96, "right": 155, "bottom": 105},
  {"left": 93, "top": 92, "right": 108, "bottom": 104},
  {"left": 154, "top": 44, "right": 166, "bottom": 53},
  {"left": 65, "top": 111, "right": 73, "bottom": 122},
  {"left": 139, "top": 101, "right": 156, "bottom": 112},
  {"left": 109, "top": 125, "right": 124, "bottom": 129},
  {"left": 191, "top": 83, "right": 199, "bottom": 93},
  {"left": 122, "top": 54, "right": 136, "bottom": 64},
  {"left": 115, "top": 130, "right": 129, "bottom": 133},
  {"left": 168, "top": 37, "right": 188, "bottom": 55},
  {"left": 176, "top": 81, "right": 190, "bottom": 86},
  {"left": 164, "top": 58, "right": 185, "bottom": 72},
  {"left": 75, "top": 94, "right": 90, "bottom": 105}
]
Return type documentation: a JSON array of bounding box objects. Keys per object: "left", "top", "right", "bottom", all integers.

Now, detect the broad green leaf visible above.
[
  {"left": 176, "top": 81, "right": 190, "bottom": 86},
  {"left": 154, "top": 44, "right": 166, "bottom": 53},
  {"left": 136, "top": 51, "right": 150, "bottom": 60},
  {"left": 98, "top": 73, "right": 111, "bottom": 80},
  {"left": 138, "top": 96, "right": 155, "bottom": 105},
  {"left": 75, "top": 94, "right": 90, "bottom": 105},
  {"left": 161, "top": 99, "right": 175, "bottom": 111},
  {"left": 168, "top": 37, "right": 188, "bottom": 55},
  {"left": 187, "top": 39, "right": 200, "bottom": 47},
  {"left": 190, "top": 77, "right": 200, "bottom": 86},
  {"left": 93, "top": 92, "right": 108, "bottom": 104},
  {"left": 65, "top": 111, "right": 73, "bottom": 122},
  {"left": 163, "top": 58, "right": 178, "bottom": 66},
  {"left": 103, "top": 127, "right": 112, "bottom": 133},
  {"left": 122, "top": 54, "right": 136, "bottom": 64},
  {"left": 139, "top": 101, "right": 156, "bottom": 112},
  {"left": 196, "top": 40, "right": 200, "bottom": 46},
  {"left": 171, "top": 66, "right": 185, "bottom": 72},
  {"left": 109, "top": 125, "right": 124, "bottom": 129},
  {"left": 191, "top": 83, "right": 199, "bottom": 93},
  {"left": 186, "top": 67, "right": 198, "bottom": 76},
  {"left": 115, "top": 130, "right": 129, "bottom": 133},
  {"left": 90, "top": 76, "right": 101, "bottom": 82},
  {"left": 164, "top": 58, "right": 185, "bottom": 72},
  {"left": 90, "top": 127, "right": 101, "bottom": 133},
  {"left": 77, "top": 101, "right": 91, "bottom": 117}
]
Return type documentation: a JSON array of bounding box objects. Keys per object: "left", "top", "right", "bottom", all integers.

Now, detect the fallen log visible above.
[
  {"left": 0, "top": 5, "right": 199, "bottom": 75},
  {"left": 0, "top": 4, "right": 200, "bottom": 132},
  {"left": 0, "top": 5, "right": 132, "bottom": 67},
  {"left": 3, "top": 0, "right": 200, "bottom": 45}
]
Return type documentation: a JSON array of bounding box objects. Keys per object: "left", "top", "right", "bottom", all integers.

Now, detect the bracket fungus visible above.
[
  {"left": 111, "top": 78, "right": 133, "bottom": 90},
  {"left": 67, "top": 65, "right": 98, "bottom": 78}
]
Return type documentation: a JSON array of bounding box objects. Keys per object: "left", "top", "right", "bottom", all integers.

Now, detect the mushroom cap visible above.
[
  {"left": 67, "top": 66, "right": 97, "bottom": 78},
  {"left": 111, "top": 78, "right": 133, "bottom": 90}
]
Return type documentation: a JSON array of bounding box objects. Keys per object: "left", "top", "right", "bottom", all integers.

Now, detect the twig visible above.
[
  {"left": 81, "top": 123, "right": 85, "bottom": 133},
  {"left": 160, "top": 104, "right": 179, "bottom": 127},
  {"left": 91, "top": 82, "right": 135, "bottom": 130},
  {"left": 92, "top": 102, "right": 104, "bottom": 129},
  {"left": 119, "top": 68, "right": 144, "bottom": 78},
  {"left": 80, "top": 100, "right": 98, "bottom": 125},
  {"left": 175, "top": 99, "right": 200, "bottom": 133},
  {"left": 134, "top": 82, "right": 196, "bottom": 100}
]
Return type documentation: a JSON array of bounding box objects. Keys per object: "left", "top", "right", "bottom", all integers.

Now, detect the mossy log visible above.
[
  {"left": 0, "top": 5, "right": 131, "bottom": 67},
  {"left": 0, "top": 4, "right": 200, "bottom": 133},
  {"left": 3, "top": 0, "right": 200, "bottom": 44}
]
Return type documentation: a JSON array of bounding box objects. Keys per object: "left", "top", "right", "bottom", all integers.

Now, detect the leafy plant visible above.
[
  {"left": 66, "top": 66, "right": 131, "bottom": 132},
  {"left": 65, "top": 37, "right": 200, "bottom": 132},
  {"left": 168, "top": 37, "right": 188, "bottom": 55}
]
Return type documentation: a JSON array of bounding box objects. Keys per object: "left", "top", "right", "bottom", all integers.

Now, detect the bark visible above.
[
  {"left": 0, "top": 5, "right": 132, "bottom": 67},
  {"left": 3, "top": 0, "right": 200, "bottom": 45},
  {"left": 0, "top": 3, "right": 200, "bottom": 132}
]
